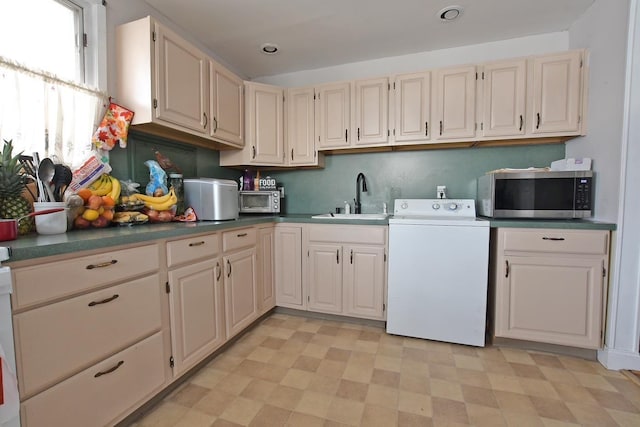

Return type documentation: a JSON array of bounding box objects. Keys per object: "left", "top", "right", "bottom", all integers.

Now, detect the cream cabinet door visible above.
[
  {"left": 307, "top": 244, "right": 343, "bottom": 314},
  {"left": 223, "top": 247, "right": 258, "bottom": 339},
  {"left": 168, "top": 258, "right": 225, "bottom": 375},
  {"left": 257, "top": 226, "right": 275, "bottom": 315},
  {"left": 495, "top": 255, "right": 604, "bottom": 349},
  {"left": 210, "top": 61, "right": 244, "bottom": 147},
  {"left": 154, "top": 22, "right": 208, "bottom": 134},
  {"left": 245, "top": 82, "right": 285, "bottom": 164},
  {"left": 275, "top": 226, "right": 303, "bottom": 308},
  {"left": 286, "top": 87, "right": 317, "bottom": 165},
  {"left": 434, "top": 65, "right": 476, "bottom": 140},
  {"left": 354, "top": 77, "right": 388, "bottom": 146},
  {"left": 343, "top": 245, "right": 386, "bottom": 320},
  {"left": 481, "top": 59, "right": 526, "bottom": 137},
  {"left": 317, "top": 82, "right": 352, "bottom": 149},
  {"left": 530, "top": 51, "right": 582, "bottom": 134},
  {"left": 393, "top": 71, "right": 431, "bottom": 144}
]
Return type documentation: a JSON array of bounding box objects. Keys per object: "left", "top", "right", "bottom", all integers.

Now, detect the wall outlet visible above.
[{"left": 437, "top": 185, "right": 447, "bottom": 199}]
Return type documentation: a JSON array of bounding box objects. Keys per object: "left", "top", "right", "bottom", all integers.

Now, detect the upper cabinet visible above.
[
  {"left": 220, "top": 82, "right": 285, "bottom": 166},
  {"left": 317, "top": 82, "right": 353, "bottom": 149},
  {"left": 391, "top": 71, "right": 432, "bottom": 144},
  {"left": 210, "top": 62, "right": 244, "bottom": 147},
  {"left": 529, "top": 51, "right": 584, "bottom": 135},
  {"left": 434, "top": 65, "right": 477, "bottom": 140},
  {"left": 354, "top": 77, "right": 389, "bottom": 146},
  {"left": 480, "top": 59, "right": 527, "bottom": 138},
  {"left": 286, "top": 87, "right": 319, "bottom": 166},
  {"left": 115, "top": 16, "right": 244, "bottom": 149}
]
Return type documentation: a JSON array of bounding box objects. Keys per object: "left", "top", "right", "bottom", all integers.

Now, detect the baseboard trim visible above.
[{"left": 598, "top": 347, "right": 640, "bottom": 370}]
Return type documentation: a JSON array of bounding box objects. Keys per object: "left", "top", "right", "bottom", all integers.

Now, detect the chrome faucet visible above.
[{"left": 355, "top": 172, "right": 368, "bottom": 214}]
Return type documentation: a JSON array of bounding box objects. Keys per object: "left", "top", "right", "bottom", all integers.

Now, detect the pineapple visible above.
[{"left": 0, "top": 139, "right": 34, "bottom": 235}]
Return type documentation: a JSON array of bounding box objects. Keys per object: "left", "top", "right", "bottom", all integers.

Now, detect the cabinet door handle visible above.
[
  {"left": 536, "top": 113, "right": 541, "bottom": 129},
  {"left": 237, "top": 232, "right": 248, "bottom": 237},
  {"left": 227, "top": 259, "right": 232, "bottom": 277},
  {"left": 345, "top": 129, "right": 348, "bottom": 142},
  {"left": 213, "top": 116, "right": 218, "bottom": 132},
  {"left": 252, "top": 146, "right": 256, "bottom": 159},
  {"left": 425, "top": 121, "right": 428, "bottom": 137},
  {"left": 542, "top": 237, "right": 565, "bottom": 241},
  {"left": 439, "top": 120, "right": 443, "bottom": 135},
  {"left": 86, "top": 260, "right": 117, "bottom": 270},
  {"left": 350, "top": 249, "right": 353, "bottom": 264},
  {"left": 291, "top": 148, "right": 294, "bottom": 161},
  {"left": 357, "top": 127, "right": 360, "bottom": 141},
  {"left": 94, "top": 360, "right": 124, "bottom": 378},
  {"left": 505, "top": 260, "right": 509, "bottom": 278},
  {"left": 216, "top": 261, "right": 221, "bottom": 281},
  {"left": 203, "top": 112, "right": 208, "bottom": 129},
  {"left": 188, "top": 241, "right": 205, "bottom": 247},
  {"left": 336, "top": 249, "right": 340, "bottom": 264},
  {"left": 519, "top": 115, "right": 523, "bottom": 131},
  {"left": 88, "top": 294, "right": 119, "bottom": 307}
]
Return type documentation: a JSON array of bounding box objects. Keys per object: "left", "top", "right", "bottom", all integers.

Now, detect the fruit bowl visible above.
[{"left": 143, "top": 205, "right": 176, "bottom": 223}]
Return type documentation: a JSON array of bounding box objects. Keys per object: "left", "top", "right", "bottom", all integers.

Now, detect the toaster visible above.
[{"left": 183, "top": 178, "right": 239, "bottom": 220}]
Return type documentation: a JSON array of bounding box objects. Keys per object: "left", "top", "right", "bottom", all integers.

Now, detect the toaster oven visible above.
[{"left": 239, "top": 191, "right": 280, "bottom": 214}]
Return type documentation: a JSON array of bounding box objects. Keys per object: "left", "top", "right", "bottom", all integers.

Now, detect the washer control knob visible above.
[
  {"left": 432, "top": 203, "right": 440, "bottom": 210},
  {"left": 401, "top": 202, "right": 408, "bottom": 210},
  {"left": 448, "top": 203, "right": 458, "bottom": 210}
]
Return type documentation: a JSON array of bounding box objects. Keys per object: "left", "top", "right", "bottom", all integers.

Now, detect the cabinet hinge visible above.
[
  {"left": 388, "top": 83, "right": 390, "bottom": 91},
  {"left": 475, "top": 72, "right": 478, "bottom": 80},
  {"left": 82, "top": 33, "right": 88, "bottom": 48},
  {"left": 393, "top": 82, "right": 396, "bottom": 90},
  {"left": 307, "top": 296, "right": 310, "bottom": 302},
  {"left": 603, "top": 266, "right": 607, "bottom": 277},
  {"left": 383, "top": 303, "right": 386, "bottom": 311},
  {"left": 153, "top": 98, "right": 158, "bottom": 109},
  {"left": 580, "top": 59, "right": 583, "bottom": 68},
  {"left": 480, "top": 122, "right": 484, "bottom": 131},
  {"left": 152, "top": 31, "right": 156, "bottom": 42},
  {"left": 482, "top": 72, "right": 485, "bottom": 80},
  {"left": 384, "top": 251, "right": 387, "bottom": 262},
  {"left": 393, "top": 128, "right": 395, "bottom": 136},
  {"left": 169, "top": 356, "right": 174, "bottom": 368},
  {"left": 283, "top": 94, "right": 285, "bottom": 102},
  {"left": 165, "top": 282, "right": 170, "bottom": 293},
  {"left": 387, "top": 129, "right": 390, "bottom": 137},
  {"left": 307, "top": 250, "right": 310, "bottom": 257}
]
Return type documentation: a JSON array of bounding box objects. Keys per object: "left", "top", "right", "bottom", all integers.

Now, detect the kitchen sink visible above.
[{"left": 311, "top": 213, "right": 389, "bottom": 220}]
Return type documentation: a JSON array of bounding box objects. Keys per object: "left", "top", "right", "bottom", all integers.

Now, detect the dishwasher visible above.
[
  {"left": 0, "top": 247, "right": 20, "bottom": 427},
  {"left": 386, "top": 199, "right": 490, "bottom": 347}
]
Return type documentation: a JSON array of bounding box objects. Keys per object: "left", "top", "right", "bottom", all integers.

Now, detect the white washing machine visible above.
[{"left": 386, "top": 199, "right": 490, "bottom": 347}]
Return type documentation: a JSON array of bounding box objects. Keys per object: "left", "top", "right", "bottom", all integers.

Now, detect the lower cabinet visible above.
[
  {"left": 257, "top": 225, "right": 276, "bottom": 315},
  {"left": 274, "top": 224, "right": 303, "bottom": 308},
  {"left": 222, "top": 227, "right": 259, "bottom": 339},
  {"left": 305, "top": 224, "right": 388, "bottom": 320},
  {"left": 492, "top": 228, "right": 609, "bottom": 349}
]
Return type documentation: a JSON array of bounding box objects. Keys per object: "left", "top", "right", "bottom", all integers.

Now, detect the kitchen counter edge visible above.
[{"left": 4, "top": 215, "right": 615, "bottom": 263}]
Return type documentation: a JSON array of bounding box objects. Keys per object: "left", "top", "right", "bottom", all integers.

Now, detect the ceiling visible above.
[{"left": 144, "top": 0, "right": 595, "bottom": 79}]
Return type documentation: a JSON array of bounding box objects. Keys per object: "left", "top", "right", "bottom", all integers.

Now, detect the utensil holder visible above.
[{"left": 33, "top": 202, "right": 67, "bottom": 235}]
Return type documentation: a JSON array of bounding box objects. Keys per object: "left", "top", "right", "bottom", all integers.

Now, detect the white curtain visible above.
[{"left": 0, "top": 56, "right": 107, "bottom": 167}]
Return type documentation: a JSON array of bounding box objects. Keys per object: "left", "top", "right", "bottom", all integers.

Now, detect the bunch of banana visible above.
[
  {"left": 132, "top": 187, "right": 177, "bottom": 211},
  {"left": 113, "top": 211, "right": 149, "bottom": 224},
  {"left": 88, "top": 174, "right": 121, "bottom": 201}
]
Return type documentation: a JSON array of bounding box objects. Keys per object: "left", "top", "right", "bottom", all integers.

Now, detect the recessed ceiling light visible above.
[
  {"left": 438, "top": 5, "right": 463, "bottom": 22},
  {"left": 261, "top": 43, "right": 279, "bottom": 54}
]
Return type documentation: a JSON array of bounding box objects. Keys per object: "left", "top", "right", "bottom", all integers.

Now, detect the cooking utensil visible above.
[
  {"left": 37, "top": 157, "right": 56, "bottom": 202},
  {"left": 52, "top": 164, "right": 73, "bottom": 202},
  {"left": 0, "top": 208, "right": 65, "bottom": 242}
]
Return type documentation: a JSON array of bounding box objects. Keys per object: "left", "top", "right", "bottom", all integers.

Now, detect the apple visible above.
[
  {"left": 87, "top": 195, "right": 103, "bottom": 210},
  {"left": 146, "top": 209, "right": 159, "bottom": 222},
  {"left": 74, "top": 216, "right": 91, "bottom": 229},
  {"left": 157, "top": 210, "right": 174, "bottom": 222},
  {"left": 91, "top": 216, "right": 109, "bottom": 228}
]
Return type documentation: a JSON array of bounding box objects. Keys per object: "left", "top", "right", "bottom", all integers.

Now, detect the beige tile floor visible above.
[{"left": 130, "top": 313, "right": 640, "bottom": 426}]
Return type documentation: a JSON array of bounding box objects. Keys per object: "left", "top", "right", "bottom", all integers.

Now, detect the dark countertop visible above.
[{"left": 3, "top": 214, "right": 615, "bottom": 263}]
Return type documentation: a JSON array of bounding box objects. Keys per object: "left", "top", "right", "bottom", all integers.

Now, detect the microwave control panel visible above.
[{"left": 575, "top": 178, "right": 592, "bottom": 210}]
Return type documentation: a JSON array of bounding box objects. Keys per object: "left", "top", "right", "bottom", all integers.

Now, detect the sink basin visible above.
[{"left": 311, "top": 213, "right": 389, "bottom": 220}]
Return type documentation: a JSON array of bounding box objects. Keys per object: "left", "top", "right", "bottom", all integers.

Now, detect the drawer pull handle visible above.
[
  {"left": 227, "top": 259, "right": 232, "bottom": 277},
  {"left": 542, "top": 237, "right": 565, "bottom": 241},
  {"left": 237, "top": 233, "right": 248, "bottom": 237},
  {"left": 88, "top": 294, "right": 119, "bottom": 307},
  {"left": 86, "top": 260, "right": 117, "bottom": 269},
  {"left": 94, "top": 360, "right": 124, "bottom": 378},
  {"left": 189, "top": 241, "right": 206, "bottom": 247},
  {"left": 216, "top": 261, "right": 221, "bottom": 281}
]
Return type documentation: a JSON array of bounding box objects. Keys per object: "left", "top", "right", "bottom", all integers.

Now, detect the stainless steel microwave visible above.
[
  {"left": 477, "top": 170, "right": 593, "bottom": 218},
  {"left": 239, "top": 191, "right": 280, "bottom": 214}
]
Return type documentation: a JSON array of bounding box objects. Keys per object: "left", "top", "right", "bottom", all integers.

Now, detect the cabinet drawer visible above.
[
  {"left": 20, "top": 332, "right": 166, "bottom": 427},
  {"left": 13, "top": 244, "right": 159, "bottom": 309},
  {"left": 222, "top": 227, "right": 257, "bottom": 252},
  {"left": 167, "top": 233, "right": 220, "bottom": 267},
  {"left": 501, "top": 229, "right": 608, "bottom": 255},
  {"left": 14, "top": 274, "right": 162, "bottom": 398},
  {"left": 309, "top": 224, "right": 387, "bottom": 245}
]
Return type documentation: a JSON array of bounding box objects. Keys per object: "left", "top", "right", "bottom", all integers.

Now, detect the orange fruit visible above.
[
  {"left": 101, "top": 209, "right": 114, "bottom": 221},
  {"left": 87, "top": 195, "right": 102, "bottom": 210},
  {"left": 101, "top": 195, "right": 116, "bottom": 207},
  {"left": 77, "top": 188, "right": 92, "bottom": 202}
]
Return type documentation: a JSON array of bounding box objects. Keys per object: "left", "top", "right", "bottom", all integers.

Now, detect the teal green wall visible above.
[{"left": 269, "top": 144, "right": 565, "bottom": 214}]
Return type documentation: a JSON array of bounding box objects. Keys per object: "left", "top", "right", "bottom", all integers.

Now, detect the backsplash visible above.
[{"left": 269, "top": 144, "right": 565, "bottom": 214}]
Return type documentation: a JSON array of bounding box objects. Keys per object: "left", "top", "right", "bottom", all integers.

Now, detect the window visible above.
[{"left": 0, "top": 0, "right": 107, "bottom": 167}]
